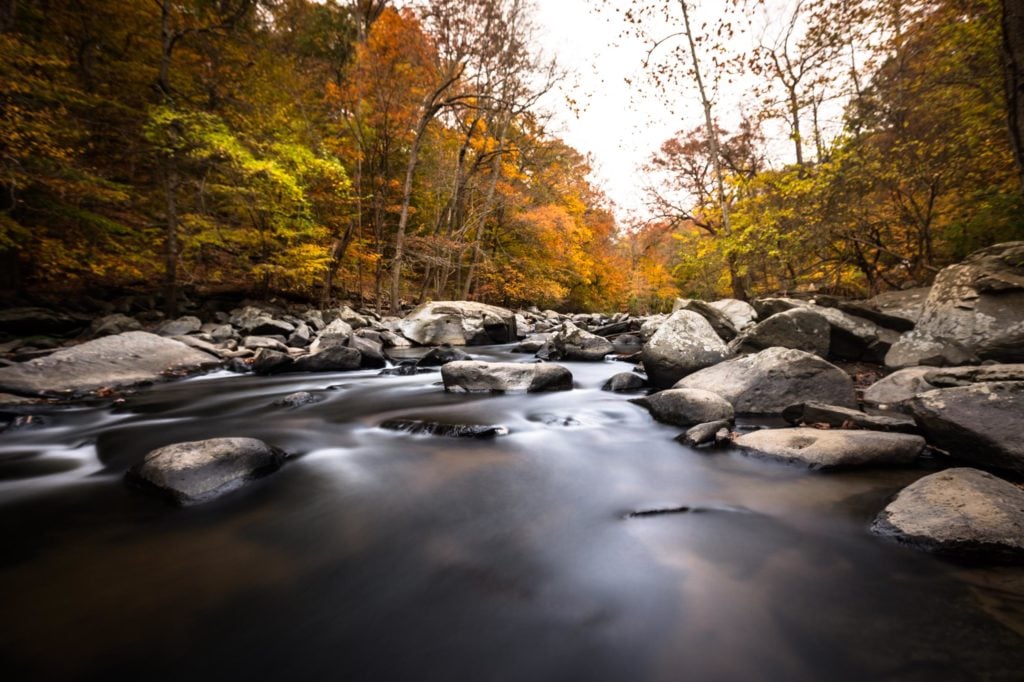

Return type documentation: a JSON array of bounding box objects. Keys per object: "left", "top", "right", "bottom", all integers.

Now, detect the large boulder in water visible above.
[
  {"left": 641, "top": 310, "right": 730, "bottom": 389},
  {"left": 547, "top": 321, "right": 614, "bottom": 361},
  {"left": 886, "top": 242, "right": 1024, "bottom": 367},
  {"left": 909, "top": 381, "right": 1024, "bottom": 473},
  {"left": 441, "top": 360, "right": 572, "bottom": 393},
  {"left": 630, "top": 388, "right": 734, "bottom": 427},
  {"left": 400, "top": 301, "right": 517, "bottom": 346},
  {"left": 126, "top": 437, "right": 286, "bottom": 505},
  {"left": 674, "top": 347, "right": 856, "bottom": 415},
  {"left": 734, "top": 428, "right": 925, "bottom": 469},
  {"left": 0, "top": 331, "right": 221, "bottom": 397},
  {"left": 872, "top": 468, "right": 1024, "bottom": 558}
]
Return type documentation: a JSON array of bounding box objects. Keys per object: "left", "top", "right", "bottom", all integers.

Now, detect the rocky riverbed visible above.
[{"left": 2, "top": 242, "right": 1024, "bottom": 679}]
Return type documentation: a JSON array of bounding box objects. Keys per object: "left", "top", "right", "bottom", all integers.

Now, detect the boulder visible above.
[
  {"left": 781, "top": 402, "right": 918, "bottom": 433},
  {"left": 400, "top": 301, "right": 517, "bottom": 346},
  {"left": 886, "top": 242, "right": 1024, "bottom": 367},
  {"left": 671, "top": 299, "right": 738, "bottom": 341},
  {"left": 229, "top": 306, "right": 295, "bottom": 337},
  {"left": 708, "top": 298, "right": 758, "bottom": 331},
  {"left": 812, "top": 306, "right": 901, "bottom": 362},
  {"left": 547, "top": 321, "right": 614, "bottom": 361},
  {"left": 675, "top": 347, "right": 857, "bottom": 415},
  {"left": 630, "top": 388, "right": 734, "bottom": 427},
  {"left": 88, "top": 314, "right": 142, "bottom": 338},
  {"left": 731, "top": 308, "right": 830, "bottom": 357},
  {"left": 872, "top": 468, "right": 1024, "bottom": 558},
  {"left": 639, "top": 314, "right": 667, "bottom": 340},
  {"left": 678, "top": 419, "right": 733, "bottom": 447},
  {"left": 346, "top": 334, "right": 387, "bottom": 369},
  {"left": 922, "top": 363, "right": 1024, "bottom": 388},
  {"left": 250, "top": 349, "right": 294, "bottom": 375},
  {"left": 417, "top": 344, "right": 472, "bottom": 367},
  {"left": 601, "top": 372, "right": 647, "bottom": 392},
  {"left": 292, "top": 346, "right": 363, "bottom": 373},
  {"left": 379, "top": 419, "right": 509, "bottom": 438},
  {"left": 909, "top": 382, "right": 1024, "bottom": 472},
  {"left": 514, "top": 334, "right": 550, "bottom": 353},
  {"left": 156, "top": 316, "right": 202, "bottom": 337},
  {"left": 126, "top": 437, "right": 285, "bottom": 506},
  {"left": 734, "top": 428, "right": 925, "bottom": 470},
  {"left": 641, "top": 310, "right": 730, "bottom": 389},
  {"left": 0, "top": 332, "right": 220, "bottom": 397},
  {"left": 441, "top": 361, "right": 572, "bottom": 393},
  {"left": 286, "top": 322, "right": 312, "bottom": 348},
  {"left": 863, "top": 286, "right": 931, "bottom": 330},
  {"left": 310, "top": 318, "right": 355, "bottom": 352},
  {"left": 862, "top": 367, "right": 936, "bottom": 408}
]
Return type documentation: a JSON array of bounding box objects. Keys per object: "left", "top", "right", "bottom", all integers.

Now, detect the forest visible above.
[{"left": 1, "top": 0, "right": 1022, "bottom": 314}]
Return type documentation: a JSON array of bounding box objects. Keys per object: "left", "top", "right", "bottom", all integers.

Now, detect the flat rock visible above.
[
  {"left": 910, "top": 382, "right": 1024, "bottom": 472},
  {"left": 782, "top": 402, "right": 918, "bottom": 433},
  {"left": 441, "top": 361, "right": 572, "bottom": 393},
  {"left": 923, "top": 363, "right": 1024, "bottom": 387},
  {"left": 126, "top": 437, "right": 285, "bottom": 505},
  {"left": 862, "top": 368, "right": 936, "bottom": 408},
  {"left": 0, "top": 332, "right": 221, "bottom": 397},
  {"left": 872, "top": 468, "right": 1024, "bottom": 558},
  {"left": 630, "top": 388, "right": 734, "bottom": 427},
  {"left": 734, "top": 428, "right": 925, "bottom": 469},
  {"left": 641, "top": 310, "right": 730, "bottom": 389},
  {"left": 400, "top": 301, "right": 517, "bottom": 346},
  {"left": 675, "top": 347, "right": 856, "bottom": 415}
]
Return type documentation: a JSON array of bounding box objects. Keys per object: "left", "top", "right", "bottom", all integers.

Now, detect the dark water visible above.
[{"left": 3, "top": 346, "right": 1024, "bottom": 681}]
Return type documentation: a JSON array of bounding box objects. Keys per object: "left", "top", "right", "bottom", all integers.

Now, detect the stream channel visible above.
[{"left": 3, "top": 345, "right": 1024, "bottom": 681}]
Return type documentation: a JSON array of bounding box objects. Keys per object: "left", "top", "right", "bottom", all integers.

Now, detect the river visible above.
[{"left": 2, "top": 345, "right": 1023, "bottom": 681}]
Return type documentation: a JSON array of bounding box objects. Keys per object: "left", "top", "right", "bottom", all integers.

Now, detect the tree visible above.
[{"left": 1005, "top": 0, "right": 1024, "bottom": 192}]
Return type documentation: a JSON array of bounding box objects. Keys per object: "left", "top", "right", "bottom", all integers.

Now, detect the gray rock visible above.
[
  {"left": 708, "top": 298, "right": 758, "bottom": 331},
  {"left": 243, "top": 336, "right": 290, "bottom": 353},
  {"left": 250, "top": 349, "right": 294, "bottom": 375},
  {"left": 641, "top": 310, "right": 730, "bottom": 389},
  {"left": 781, "top": 402, "right": 918, "bottom": 433},
  {"left": 400, "top": 301, "right": 517, "bottom": 346},
  {"left": 923, "top": 363, "right": 1024, "bottom": 387},
  {"left": 675, "top": 347, "right": 856, "bottom": 415},
  {"left": 287, "top": 322, "right": 312, "bottom": 348},
  {"left": 172, "top": 335, "right": 230, "bottom": 359},
  {"left": 379, "top": 330, "right": 413, "bottom": 349},
  {"left": 813, "top": 306, "right": 900, "bottom": 362},
  {"left": 639, "top": 314, "right": 667, "bottom": 340},
  {"left": 548, "top": 321, "right": 614, "bottom": 361},
  {"left": 678, "top": 419, "right": 734, "bottom": 447},
  {"left": 441, "top": 361, "right": 572, "bottom": 393},
  {"left": 734, "top": 427, "right": 925, "bottom": 469},
  {"left": 418, "top": 344, "right": 472, "bottom": 367},
  {"left": 862, "top": 368, "right": 937, "bottom": 408},
  {"left": 611, "top": 333, "right": 643, "bottom": 354},
  {"left": 630, "top": 388, "right": 735, "bottom": 427},
  {"left": 229, "top": 306, "right": 294, "bottom": 336},
  {"left": 671, "top": 298, "right": 739, "bottom": 341},
  {"left": 601, "top": 372, "right": 647, "bottom": 392},
  {"left": 864, "top": 287, "right": 931, "bottom": 329},
  {"left": 273, "top": 391, "right": 323, "bottom": 407},
  {"left": 751, "top": 297, "right": 807, "bottom": 319},
  {"left": 208, "top": 324, "right": 237, "bottom": 342},
  {"left": 292, "top": 346, "right": 363, "bottom": 373},
  {"left": 126, "top": 437, "right": 285, "bottom": 505},
  {"left": 0, "top": 332, "right": 220, "bottom": 397},
  {"left": 886, "top": 242, "right": 1024, "bottom": 367},
  {"left": 380, "top": 419, "right": 509, "bottom": 438},
  {"left": 156, "top": 316, "right": 202, "bottom": 337},
  {"left": 731, "top": 308, "right": 831, "bottom": 357},
  {"left": 346, "top": 334, "right": 387, "bottom": 368},
  {"left": 88, "top": 314, "right": 142, "bottom": 338},
  {"left": 910, "top": 382, "right": 1024, "bottom": 472},
  {"left": 514, "top": 334, "right": 551, "bottom": 353},
  {"left": 872, "top": 468, "right": 1024, "bottom": 558}
]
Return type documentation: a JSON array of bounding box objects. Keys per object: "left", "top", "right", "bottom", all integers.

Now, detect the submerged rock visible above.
[
  {"left": 641, "top": 310, "right": 730, "bottom": 389},
  {"left": 630, "top": 388, "right": 734, "bottom": 427},
  {"left": 872, "top": 468, "right": 1024, "bottom": 558},
  {"left": 380, "top": 419, "right": 509, "bottom": 438},
  {"left": 733, "top": 428, "right": 925, "bottom": 470},
  {"left": 675, "top": 347, "right": 856, "bottom": 415},
  {"left": 126, "top": 437, "right": 286, "bottom": 506},
  {"left": 0, "top": 331, "right": 220, "bottom": 397},
  {"left": 441, "top": 360, "right": 572, "bottom": 393}
]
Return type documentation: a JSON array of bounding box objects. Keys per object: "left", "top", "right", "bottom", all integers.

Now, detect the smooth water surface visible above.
[{"left": 2, "top": 346, "right": 1024, "bottom": 681}]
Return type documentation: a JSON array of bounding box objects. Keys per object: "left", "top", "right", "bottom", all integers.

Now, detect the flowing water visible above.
[{"left": 3, "top": 346, "right": 1024, "bottom": 681}]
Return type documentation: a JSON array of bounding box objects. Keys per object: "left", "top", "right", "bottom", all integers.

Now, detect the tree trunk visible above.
[
  {"left": 162, "top": 158, "right": 180, "bottom": 318},
  {"left": 389, "top": 115, "right": 430, "bottom": 313},
  {"left": 1004, "top": 0, "right": 1024, "bottom": 194}
]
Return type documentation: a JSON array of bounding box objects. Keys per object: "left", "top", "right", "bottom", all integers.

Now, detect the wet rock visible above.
[
  {"left": 861, "top": 367, "right": 936, "bottom": 408},
  {"left": 0, "top": 332, "right": 220, "bottom": 397},
  {"left": 872, "top": 468, "right": 1024, "bottom": 558},
  {"left": 733, "top": 428, "right": 925, "bottom": 470},
  {"left": 273, "top": 391, "right": 323, "bottom": 407},
  {"left": 630, "top": 388, "right": 734, "bottom": 427},
  {"left": 441, "top": 360, "right": 572, "bottom": 393},
  {"left": 886, "top": 242, "right": 1024, "bottom": 367},
  {"left": 781, "top": 402, "right": 918, "bottom": 433},
  {"left": 250, "top": 349, "right": 295, "bottom": 375},
  {"left": 379, "top": 361, "right": 435, "bottom": 376},
  {"left": 909, "top": 382, "right": 1024, "bottom": 472},
  {"left": 675, "top": 347, "right": 856, "bottom": 415},
  {"left": 731, "top": 308, "right": 831, "bottom": 357},
  {"left": 126, "top": 437, "right": 286, "bottom": 506},
  {"left": 678, "top": 419, "right": 733, "bottom": 447},
  {"left": 346, "top": 334, "right": 387, "bottom": 369},
  {"left": 400, "top": 301, "right": 517, "bottom": 346},
  {"left": 708, "top": 298, "right": 758, "bottom": 331},
  {"left": 671, "top": 298, "right": 739, "bottom": 341},
  {"left": 601, "top": 372, "right": 647, "bottom": 392},
  {"left": 88, "top": 314, "right": 142, "bottom": 338},
  {"left": 156, "top": 316, "right": 202, "bottom": 337},
  {"left": 641, "top": 310, "right": 730, "bottom": 389},
  {"left": 418, "top": 344, "right": 472, "bottom": 367},
  {"left": 547, "top": 321, "right": 614, "bottom": 361},
  {"left": 292, "top": 346, "right": 362, "bottom": 373},
  {"left": 380, "top": 419, "right": 509, "bottom": 438}
]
